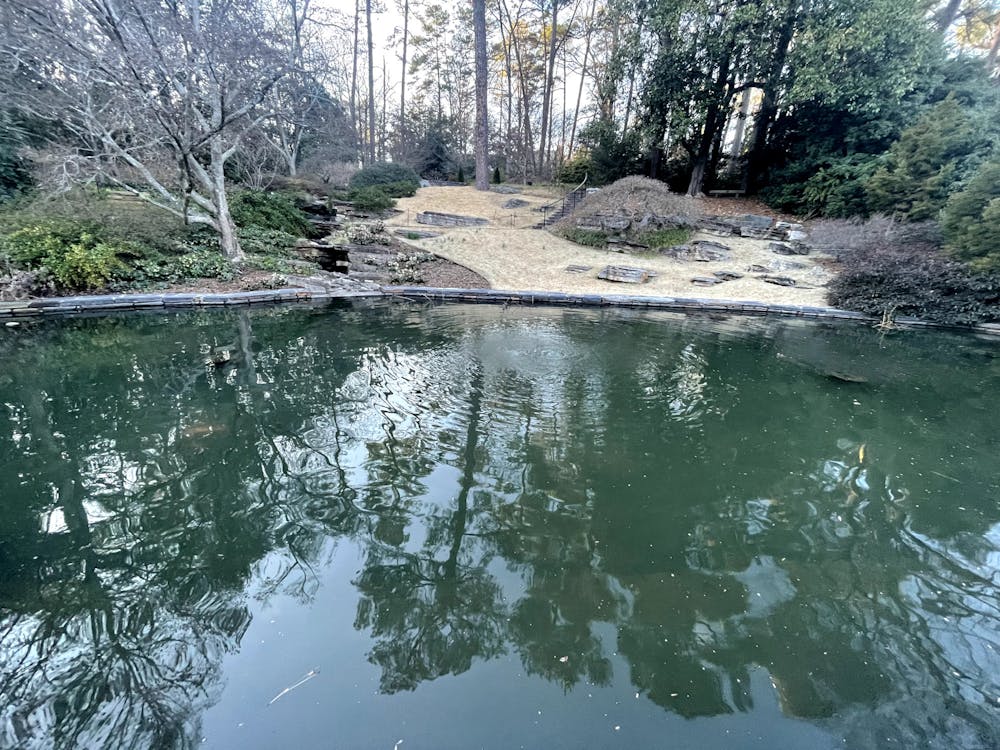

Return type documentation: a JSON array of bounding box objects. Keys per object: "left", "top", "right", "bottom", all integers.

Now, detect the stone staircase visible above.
[{"left": 533, "top": 185, "right": 588, "bottom": 229}]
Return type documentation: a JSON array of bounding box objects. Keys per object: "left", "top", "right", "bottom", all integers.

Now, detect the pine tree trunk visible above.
[
  {"left": 568, "top": 0, "right": 597, "bottom": 160},
  {"left": 473, "top": 0, "right": 490, "bottom": 190},
  {"left": 366, "top": 0, "right": 376, "bottom": 164},
  {"left": 538, "top": 0, "right": 559, "bottom": 175},
  {"left": 400, "top": 0, "right": 408, "bottom": 139},
  {"left": 351, "top": 0, "right": 361, "bottom": 162}
]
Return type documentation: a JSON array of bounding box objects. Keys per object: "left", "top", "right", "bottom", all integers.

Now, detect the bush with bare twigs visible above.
[
  {"left": 818, "top": 216, "right": 1000, "bottom": 326},
  {"left": 810, "top": 215, "right": 941, "bottom": 262},
  {"left": 566, "top": 177, "right": 702, "bottom": 228}
]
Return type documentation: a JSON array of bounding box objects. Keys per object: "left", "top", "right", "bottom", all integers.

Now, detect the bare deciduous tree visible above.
[{"left": 1, "top": 0, "right": 291, "bottom": 261}]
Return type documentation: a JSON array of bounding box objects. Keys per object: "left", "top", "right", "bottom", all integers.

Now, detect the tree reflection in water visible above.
[{"left": 1, "top": 304, "right": 999, "bottom": 749}]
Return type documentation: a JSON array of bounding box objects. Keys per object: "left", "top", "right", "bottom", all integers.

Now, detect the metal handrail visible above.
[{"left": 538, "top": 172, "right": 589, "bottom": 227}]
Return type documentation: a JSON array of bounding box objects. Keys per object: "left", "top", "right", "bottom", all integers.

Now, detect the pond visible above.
[{"left": 1, "top": 301, "right": 999, "bottom": 749}]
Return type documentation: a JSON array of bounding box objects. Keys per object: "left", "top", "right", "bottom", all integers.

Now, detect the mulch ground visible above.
[{"left": 698, "top": 196, "right": 804, "bottom": 224}]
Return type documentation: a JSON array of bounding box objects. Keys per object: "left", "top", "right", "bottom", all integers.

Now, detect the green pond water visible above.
[{"left": 1, "top": 302, "right": 1000, "bottom": 749}]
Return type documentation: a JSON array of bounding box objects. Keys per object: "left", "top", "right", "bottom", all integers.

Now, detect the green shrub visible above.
[
  {"left": 229, "top": 190, "right": 314, "bottom": 237},
  {"left": 48, "top": 240, "right": 124, "bottom": 289},
  {"left": 348, "top": 186, "right": 395, "bottom": 212},
  {"left": 245, "top": 254, "right": 300, "bottom": 274},
  {"left": 559, "top": 227, "right": 608, "bottom": 247},
  {"left": 236, "top": 226, "right": 298, "bottom": 257},
  {"left": 762, "top": 155, "right": 878, "bottom": 217},
  {"left": 0, "top": 221, "right": 83, "bottom": 265},
  {"left": 942, "top": 158, "right": 1000, "bottom": 270},
  {"left": 348, "top": 162, "right": 420, "bottom": 193},
  {"left": 556, "top": 155, "right": 591, "bottom": 185},
  {"left": 635, "top": 227, "right": 690, "bottom": 249},
  {"left": 0, "top": 221, "right": 128, "bottom": 290},
  {"left": 866, "top": 97, "right": 981, "bottom": 221},
  {"left": 170, "top": 251, "right": 236, "bottom": 281},
  {"left": 382, "top": 180, "right": 418, "bottom": 198}
]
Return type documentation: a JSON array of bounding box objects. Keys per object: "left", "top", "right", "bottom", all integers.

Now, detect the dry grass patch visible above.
[
  {"left": 388, "top": 185, "right": 566, "bottom": 229},
  {"left": 388, "top": 181, "right": 837, "bottom": 308}
]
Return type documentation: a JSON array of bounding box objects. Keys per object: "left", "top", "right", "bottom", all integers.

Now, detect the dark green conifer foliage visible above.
[
  {"left": 866, "top": 97, "right": 979, "bottom": 221},
  {"left": 942, "top": 158, "right": 1000, "bottom": 269}
]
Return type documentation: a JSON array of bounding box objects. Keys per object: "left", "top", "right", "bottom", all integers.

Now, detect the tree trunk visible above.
[
  {"left": 351, "top": 0, "right": 361, "bottom": 162},
  {"left": 744, "top": 0, "right": 800, "bottom": 192},
  {"left": 443, "top": 369, "right": 482, "bottom": 582},
  {"left": 212, "top": 143, "right": 244, "bottom": 261},
  {"left": 366, "top": 0, "right": 376, "bottom": 164},
  {"left": 937, "top": 0, "right": 963, "bottom": 31},
  {"left": 728, "top": 87, "right": 752, "bottom": 164},
  {"left": 473, "top": 0, "right": 489, "bottom": 190},
  {"left": 498, "top": 0, "right": 516, "bottom": 178},
  {"left": 687, "top": 51, "right": 732, "bottom": 197},
  {"left": 400, "top": 0, "right": 408, "bottom": 138},
  {"left": 539, "top": 0, "right": 560, "bottom": 174},
  {"left": 568, "top": 0, "right": 597, "bottom": 159}
]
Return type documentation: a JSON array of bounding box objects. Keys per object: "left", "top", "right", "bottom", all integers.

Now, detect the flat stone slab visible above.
[
  {"left": 741, "top": 226, "right": 786, "bottom": 240},
  {"left": 394, "top": 229, "right": 441, "bottom": 239},
  {"left": 597, "top": 265, "right": 651, "bottom": 284},
  {"left": 770, "top": 241, "right": 809, "bottom": 256},
  {"left": 771, "top": 259, "right": 808, "bottom": 271},
  {"left": 759, "top": 275, "right": 797, "bottom": 287},
  {"left": 607, "top": 237, "right": 651, "bottom": 252},
  {"left": 692, "top": 276, "right": 723, "bottom": 286},
  {"left": 502, "top": 198, "right": 531, "bottom": 209},
  {"left": 416, "top": 211, "right": 489, "bottom": 227},
  {"left": 565, "top": 265, "right": 593, "bottom": 274},
  {"left": 742, "top": 214, "right": 774, "bottom": 228},
  {"left": 713, "top": 270, "right": 744, "bottom": 281},
  {"left": 662, "top": 244, "right": 731, "bottom": 262}
]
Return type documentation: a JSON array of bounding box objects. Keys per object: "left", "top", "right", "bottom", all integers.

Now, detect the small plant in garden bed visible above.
[
  {"left": 348, "top": 186, "right": 395, "bottom": 213},
  {"left": 635, "top": 227, "right": 691, "bottom": 249},
  {"left": 346, "top": 221, "right": 389, "bottom": 245},
  {"left": 229, "top": 189, "right": 318, "bottom": 238},
  {"left": 558, "top": 227, "right": 609, "bottom": 247}
]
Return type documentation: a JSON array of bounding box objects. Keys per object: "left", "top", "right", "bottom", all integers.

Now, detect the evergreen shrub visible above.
[
  {"left": 229, "top": 190, "right": 315, "bottom": 237},
  {"left": 348, "top": 186, "right": 395, "bottom": 212},
  {"left": 348, "top": 162, "right": 420, "bottom": 193},
  {"left": 942, "top": 159, "right": 1000, "bottom": 270}
]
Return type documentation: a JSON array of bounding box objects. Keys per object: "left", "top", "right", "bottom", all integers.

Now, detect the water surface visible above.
[{"left": 1, "top": 302, "right": 999, "bottom": 749}]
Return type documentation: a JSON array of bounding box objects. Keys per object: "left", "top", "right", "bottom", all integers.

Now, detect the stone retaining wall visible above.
[
  {"left": 0, "top": 288, "right": 378, "bottom": 318},
  {"left": 3, "top": 285, "right": 998, "bottom": 338},
  {"left": 382, "top": 286, "right": 1000, "bottom": 336}
]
